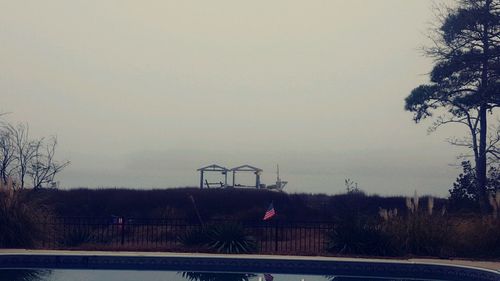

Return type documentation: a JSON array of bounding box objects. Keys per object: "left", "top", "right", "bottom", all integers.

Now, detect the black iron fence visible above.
[{"left": 38, "top": 217, "right": 334, "bottom": 255}]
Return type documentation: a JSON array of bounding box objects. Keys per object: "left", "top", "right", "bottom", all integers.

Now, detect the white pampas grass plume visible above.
[
  {"left": 3, "top": 177, "right": 14, "bottom": 198},
  {"left": 427, "top": 197, "right": 434, "bottom": 216},
  {"left": 489, "top": 193, "right": 497, "bottom": 210},
  {"left": 413, "top": 190, "right": 419, "bottom": 211},
  {"left": 379, "top": 207, "right": 389, "bottom": 221},
  {"left": 387, "top": 208, "right": 398, "bottom": 219},
  {"left": 406, "top": 197, "right": 413, "bottom": 213},
  {"left": 496, "top": 191, "right": 500, "bottom": 209},
  {"left": 489, "top": 193, "right": 498, "bottom": 219}
]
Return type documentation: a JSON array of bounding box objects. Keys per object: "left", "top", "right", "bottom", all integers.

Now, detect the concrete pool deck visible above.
[
  {"left": 0, "top": 249, "right": 499, "bottom": 272},
  {"left": 0, "top": 249, "right": 500, "bottom": 272}
]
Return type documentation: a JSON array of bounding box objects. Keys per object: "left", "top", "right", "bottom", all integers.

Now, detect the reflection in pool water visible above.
[
  {"left": 181, "top": 271, "right": 256, "bottom": 281},
  {"left": 0, "top": 269, "right": 51, "bottom": 281},
  {"left": 0, "top": 269, "right": 451, "bottom": 281}
]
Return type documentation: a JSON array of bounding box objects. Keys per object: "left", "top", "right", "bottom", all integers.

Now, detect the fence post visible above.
[
  {"left": 274, "top": 220, "right": 279, "bottom": 252},
  {"left": 120, "top": 216, "right": 125, "bottom": 245}
]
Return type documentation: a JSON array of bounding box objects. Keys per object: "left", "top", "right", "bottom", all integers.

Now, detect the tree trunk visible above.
[
  {"left": 477, "top": 0, "right": 491, "bottom": 213},
  {"left": 476, "top": 105, "right": 488, "bottom": 213}
]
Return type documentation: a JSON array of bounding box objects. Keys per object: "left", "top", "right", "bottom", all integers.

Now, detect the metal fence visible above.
[{"left": 39, "top": 217, "right": 334, "bottom": 255}]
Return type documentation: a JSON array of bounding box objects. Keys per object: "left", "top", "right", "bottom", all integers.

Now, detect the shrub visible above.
[
  {"left": 178, "top": 227, "right": 210, "bottom": 248},
  {"left": 448, "top": 161, "right": 500, "bottom": 213},
  {"left": 0, "top": 187, "right": 52, "bottom": 248},
  {"left": 471, "top": 220, "right": 500, "bottom": 258},
  {"left": 451, "top": 217, "right": 500, "bottom": 258},
  {"left": 382, "top": 215, "right": 453, "bottom": 257},
  {"left": 326, "top": 216, "right": 395, "bottom": 256}
]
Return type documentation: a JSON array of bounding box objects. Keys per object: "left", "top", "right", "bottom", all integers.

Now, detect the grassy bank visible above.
[
  {"left": 2, "top": 187, "right": 499, "bottom": 259},
  {"left": 24, "top": 188, "right": 426, "bottom": 221}
]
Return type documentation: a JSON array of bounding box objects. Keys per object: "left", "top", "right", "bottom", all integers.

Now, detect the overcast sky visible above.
[{"left": 0, "top": 0, "right": 467, "bottom": 196}]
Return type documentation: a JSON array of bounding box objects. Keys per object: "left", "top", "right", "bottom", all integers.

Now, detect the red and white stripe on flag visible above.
[{"left": 263, "top": 202, "right": 276, "bottom": 220}]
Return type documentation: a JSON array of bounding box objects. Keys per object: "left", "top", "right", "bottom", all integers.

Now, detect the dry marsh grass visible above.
[{"left": 0, "top": 179, "right": 53, "bottom": 248}]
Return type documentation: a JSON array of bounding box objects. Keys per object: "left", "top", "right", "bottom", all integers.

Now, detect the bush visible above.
[
  {"left": 178, "top": 227, "right": 210, "bottom": 247},
  {"left": 382, "top": 215, "right": 453, "bottom": 257},
  {"left": 451, "top": 217, "right": 500, "bottom": 258},
  {"left": 448, "top": 161, "right": 500, "bottom": 212},
  {"left": 326, "top": 215, "right": 395, "bottom": 256},
  {"left": 0, "top": 189, "right": 52, "bottom": 248}
]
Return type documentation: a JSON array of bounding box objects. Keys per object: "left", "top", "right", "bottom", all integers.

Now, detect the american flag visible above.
[
  {"left": 262, "top": 202, "right": 276, "bottom": 221},
  {"left": 263, "top": 273, "right": 274, "bottom": 281}
]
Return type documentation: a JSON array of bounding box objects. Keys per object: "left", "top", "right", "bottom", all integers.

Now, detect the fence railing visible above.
[{"left": 38, "top": 217, "right": 334, "bottom": 255}]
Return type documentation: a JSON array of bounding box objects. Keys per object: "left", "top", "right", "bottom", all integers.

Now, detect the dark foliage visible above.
[
  {"left": 451, "top": 217, "right": 500, "bottom": 258},
  {"left": 178, "top": 227, "right": 210, "bottom": 247},
  {"left": 449, "top": 161, "right": 481, "bottom": 212},
  {"left": 383, "top": 215, "right": 454, "bottom": 257},
  {"left": 0, "top": 191, "right": 52, "bottom": 248},
  {"left": 449, "top": 161, "right": 500, "bottom": 212},
  {"left": 325, "top": 214, "right": 395, "bottom": 256},
  {"left": 62, "top": 227, "right": 94, "bottom": 247},
  {"left": 27, "top": 188, "right": 421, "bottom": 221}
]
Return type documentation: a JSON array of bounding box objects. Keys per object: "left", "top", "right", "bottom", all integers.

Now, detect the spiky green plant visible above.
[
  {"left": 62, "top": 227, "right": 94, "bottom": 247},
  {"left": 206, "top": 223, "right": 257, "bottom": 254}
]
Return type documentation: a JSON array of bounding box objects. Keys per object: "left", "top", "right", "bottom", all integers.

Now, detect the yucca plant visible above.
[
  {"left": 206, "top": 223, "right": 257, "bottom": 254},
  {"left": 62, "top": 227, "right": 94, "bottom": 247}
]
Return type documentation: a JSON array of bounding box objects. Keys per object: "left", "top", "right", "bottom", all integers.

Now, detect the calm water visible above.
[{"left": 0, "top": 269, "right": 451, "bottom": 281}]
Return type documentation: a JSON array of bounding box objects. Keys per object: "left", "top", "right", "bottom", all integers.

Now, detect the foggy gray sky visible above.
[{"left": 1, "top": 1, "right": 466, "bottom": 196}]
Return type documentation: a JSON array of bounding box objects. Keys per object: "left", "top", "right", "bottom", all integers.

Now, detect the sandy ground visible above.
[{"left": 0, "top": 249, "right": 499, "bottom": 272}]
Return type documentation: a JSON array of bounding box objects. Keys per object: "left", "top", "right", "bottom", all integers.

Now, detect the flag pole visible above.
[
  {"left": 272, "top": 201, "right": 278, "bottom": 252},
  {"left": 274, "top": 217, "right": 278, "bottom": 252},
  {"left": 189, "top": 194, "right": 204, "bottom": 227}
]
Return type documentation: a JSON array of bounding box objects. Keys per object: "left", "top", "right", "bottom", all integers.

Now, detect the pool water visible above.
[{"left": 0, "top": 269, "right": 453, "bottom": 281}]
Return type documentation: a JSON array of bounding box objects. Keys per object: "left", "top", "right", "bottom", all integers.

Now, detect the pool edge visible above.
[{"left": 0, "top": 250, "right": 498, "bottom": 281}]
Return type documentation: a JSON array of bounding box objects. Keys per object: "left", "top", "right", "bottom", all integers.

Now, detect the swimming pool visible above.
[
  {"left": 0, "top": 251, "right": 498, "bottom": 281},
  {"left": 0, "top": 268, "right": 470, "bottom": 281}
]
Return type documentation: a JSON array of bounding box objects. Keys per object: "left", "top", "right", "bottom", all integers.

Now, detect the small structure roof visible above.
[
  {"left": 197, "top": 164, "right": 229, "bottom": 172},
  {"left": 230, "top": 165, "right": 263, "bottom": 172}
]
